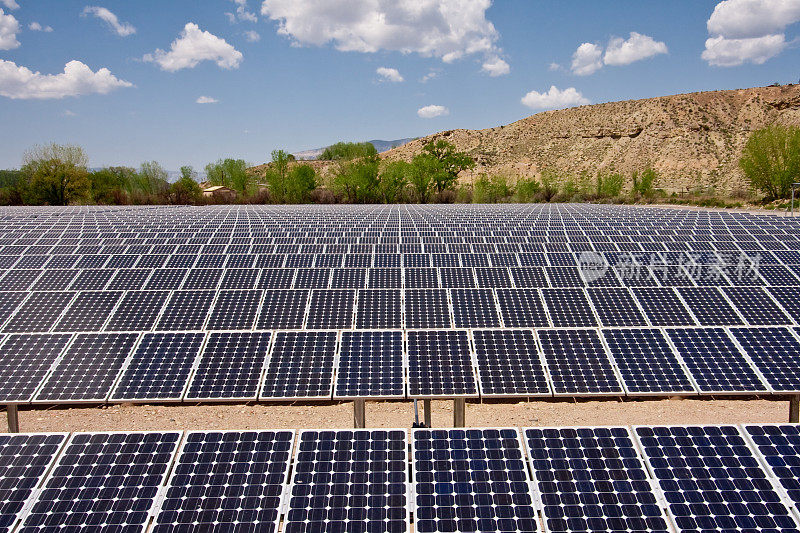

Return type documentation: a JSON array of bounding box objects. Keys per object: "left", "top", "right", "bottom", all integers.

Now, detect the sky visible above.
[{"left": 0, "top": 0, "right": 799, "bottom": 170}]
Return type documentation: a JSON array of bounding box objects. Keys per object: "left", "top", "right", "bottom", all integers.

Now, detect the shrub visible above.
[
  {"left": 739, "top": 125, "right": 800, "bottom": 199},
  {"left": 332, "top": 156, "right": 380, "bottom": 203},
  {"left": 285, "top": 164, "right": 317, "bottom": 203},
  {"left": 421, "top": 139, "right": 475, "bottom": 193},
  {"left": 514, "top": 177, "right": 540, "bottom": 202},
  {"left": 319, "top": 142, "right": 377, "bottom": 161},
  {"left": 205, "top": 158, "right": 253, "bottom": 196},
  {"left": 596, "top": 170, "right": 624, "bottom": 198},
  {"left": 632, "top": 166, "right": 658, "bottom": 198},
  {"left": 409, "top": 153, "right": 439, "bottom": 203},
  {"left": 472, "top": 174, "right": 513, "bottom": 203},
  {"left": 378, "top": 161, "right": 411, "bottom": 203},
  {"left": 21, "top": 143, "right": 91, "bottom": 205},
  {"left": 538, "top": 169, "right": 560, "bottom": 201}
]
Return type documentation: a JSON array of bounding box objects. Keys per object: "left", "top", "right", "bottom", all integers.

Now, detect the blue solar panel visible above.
[
  {"left": 405, "top": 289, "right": 451, "bottom": 329},
  {"left": 413, "top": 428, "right": 538, "bottom": 533},
  {"left": 538, "top": 329, "right": 623, "bottom": 396},
  {"left": 334, "top": 331, "right": 404, "bottom": 399},
  {"left": 260, "top": 331, "right": 336, "bottom": 399},
  {"left": 473, "top": 329, "right": 550, "bottom": 397},
  {"left": 286, "top": 429, "right": 408, "bottom": 533},
  {"left": 407, "top": 330, "right": 477, "bottom": 397},
  {"left": 743, "top": 424, "right": 800, "bottom": 509},
  {"left": 541, "top": 289, "right": 598, "bottom": 328},
  {"left": 0, "top": 334, "right": 71, "bottom": 403},
  {"left": 450, "top": 288, "right": 501, "bottom": 328},
  {"left": 730, "top": 327, "right": 800, "bottom": 392},
  {"left": 525, "top": 426, "right": 670, "bottom": 533}
]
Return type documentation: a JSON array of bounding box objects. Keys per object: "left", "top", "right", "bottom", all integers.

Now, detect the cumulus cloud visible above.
[
  {"left": 376, "top": 66, "right": 403, "bottom": 82},
  {"left": 28, "top": 22, "right": 53, "bottom": 32},
  {"left": 0, "top": 8, "right": 20, "bottom": 50},
  {"left": 521, "top": 86, "right": 590, "bottom": 110},
  {"left": 227, "top": 0, "right": 257, "bottom": 23},
  {"left": 604, "top": 32, "right": 667, "bottom": 65},
  {"left": 417, "top": 104, "right": 449, "bottom": 118},
  {"left": 261, "top": 0, "right": 509, "bottom": 75},
  {"left": 571, "top": 43, "right": 602, "bottom": 76},
  {"left": 196, "top": 95, "right": 218, "bottom": 104},
  {"left": 62, "top": 109, "right": 76, "bottom": 116},
  {"left": 0, "top": 0, "right": 18, "bottom": 10},
  {"left": 420, "top": 68, "right": 440, "bottom": 82},
  {"left": 143, "top": 23, "right": 243, "bottom": 71},
  {"left": 481, "top": 55, "right": 510, "bottom": 76},
  {"left": 244, "top": 30, "right": 260, "bottom": 42},
  {"left": 0, "top": 59, "right": 133, "bottom": 99},
  {"left": 702, "top": 0, "right": 800, "bottom": 66},
  {"left": 82, "top": 6, "right": 135, "bottom": 37}
]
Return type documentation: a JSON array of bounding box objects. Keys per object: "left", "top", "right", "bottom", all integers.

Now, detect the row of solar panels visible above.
[
  {"left": 2, "top": 424, "right": 800, "bottom": 533},
  {"left": 1, "top": 285, "right": 798, "bottom": 335},
  {"left": 2, "top": 325, "right": 800, "bottom": 404}
]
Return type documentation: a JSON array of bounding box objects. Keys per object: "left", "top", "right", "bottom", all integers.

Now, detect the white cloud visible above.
[
  {"left": 196, "top": 95, "right": 219, "bottom": 104},
  {"left": 376, "top": 66, "right": 403, "bottom": 82},
  {"left": 261, "top": 0, "right": 508, "bottom": 74},
  {"left": 82, "top": 6, "right": 135, "bottom": 37},
  {"left": 702, "top": 0, "right": 800, "bottom": 66},
  {"left": 244, "top": 30, "right": 260, "bottom": 42},
  {"left": 521, "top": 86, "right": 590, "bottom": 110},
  {"left": 62, "top": 109, "right": 76, "bottom": 116},
  {"left": 0, "top": 0, "right": 18, "bottom": 10},
  {"left": 28, "top": 22, "right": 53, "bottom": 32},
  {"left": 420, "top": 68, "right": 440, "bottom": 82},
  {"left": 548, "top": 62, "right": 562, "bottom": 71},
  {"left": 0, "top": 8, "right": 20, "bottom": 50},
  {"left": 0, "top": 59, "right": 133, "bottom": 99},
  {"left": 571, "top": 42, "right": 602, "bottom": 75},
  {"left": 143, "top": 23, "right": 243, "bottom": 72},
  {"left": 603, "top": 32, "right": 667, "bottom": 66},
  {"left": 481, "top": 55, "right": 510, "bottom": 76},
  {"left": 417, "top": 104, "right": 449, "bottom": 118},
  {"left": 228, "top": 0, "right": 257, "bottom": 23}
]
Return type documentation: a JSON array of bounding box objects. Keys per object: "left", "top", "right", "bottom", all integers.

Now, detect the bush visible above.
[
  {"left": 205, "top": 158, "right": 253, "bottom": 196},
  {"left": 285, "top": 164, "right": 317, "bottom": 203},
  {"left": 378, "top": 161, "right": 410, "bottom": 203},
  {"left": 21, "top": 143, "right": 91, "bottom": 205},
  {"left": 408, "top": 153, "right": 440, "bottom": 203},
  {"left": 319, "top": 142, "right": 377, "bottom": 161},
  {"left": 740, "top": 124, "right": 800, "bottom": 199},
  {"left": 514, "top": 177, "right": 540, "bottom": 202},
  {"left": 596, "top": 170, "right": 624, "bottom": 198},
  {"left": 632, "top": 166, "right": 658, "bottom": 198},
  {"left": 538, "top": 169, "right": 560, "bottom": 201},
  {"left": 332, "top": 156, "right": 380, "bottom": 203},
  {"left": 472, "top": 174, "right": 513, "bottom": 203},
  {"left": 421, "top": 139, "right": 476, "bottom": 193}
]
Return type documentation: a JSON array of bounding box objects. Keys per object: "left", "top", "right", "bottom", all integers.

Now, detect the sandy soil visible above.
[{"left": 4, "top": 397, "right": 791, "bottom": 433}]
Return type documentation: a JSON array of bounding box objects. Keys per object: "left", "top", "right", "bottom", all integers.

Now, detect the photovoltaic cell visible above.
[
  {"left": 407, "top": 330, "right": 477, "bottom": 397},
  {"left": 587, "top": 288, "right": 647, "bottom": 327},
  {"left": 450, "top": 288, "right": 501, "bottom": 328},
  {"left": 473, "top": 329, "right": 550, "bottom": 396},
  {"left": 495, "top": 288, "right": 549, "bottom": 328},
  {"left": 334, "top": 331, "right": 404, "bottom": 399},
  {"left": 286, "top": 429, "right": 408, "bottom": 533},
  {"left": 155, "top": 290, "right": 216, "bottom": 331},
  {"left": 730, "top": 327, "right": 800, "bottom": 392},
  {"left": 355, "top": 289, "right": 402, "bottom": 329},
  {"left": 306, "top": 290, "right": 355, "bottom": 329},
  {"left": 541, "top": 289, "right": 598, "bottom": 328},
  {"left": 152, "top": 430, "right": 294, "bottom": 533},
  {"left": 722, "top": 287, "right": 792, "bottom": 326},
  {"left": 104, "top": 290, "right": 169, "bottom": 332},
  {"left": 631, "top": 288, "right": 696, "bottom": 327},
  {"left": 53, "top": 290, "right": 121, "bottom": 332},
  {"left": 743, "top": 424, "right": 800, "bottom": 508},
  {"left": 260, "top": 331, "right": 336, "bottom": 399},
  {"left": 257, "top": 289, "right": 308, "bottom": 330},
  {"left": 404, "top": 289, "right": 450, "bottom": 329},
  {"left": 3, "top": 292, "right": 74, "bottom": 333},
  {"left": 206, "top": 289, "right": 262, "bottom": 330},
  {"left": 413, "top": 428, "right": 538, "bottom": 533},
  {"left": 677, "top": 287, "right": 744, "bottom": 326},
  {"left": 538, "top": 329, "right": 622, "bottom": 396},
  {"left": 0, "top": 334, "right": 71, "bottom": 402}
]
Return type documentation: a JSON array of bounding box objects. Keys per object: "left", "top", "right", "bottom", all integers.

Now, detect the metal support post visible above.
[
  {"left": 424, "top": 399, "right": 432, "bottom": 428},
  {"left": 791, "top": 395, "right": 800, "bottom": 423},
  {"left": 6, "top": 405, "right": 18, "bottom": 433},
  {"left": 353, "top": 399, "right": 366, "bottom": 428},
  {"left": 453, "top": 398, "right": 466, "bottom": 428}
]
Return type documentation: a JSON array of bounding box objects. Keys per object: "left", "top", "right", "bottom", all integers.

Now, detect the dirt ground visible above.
[{"left": 4, "top": 397, "right": 791, "bottom": 433}]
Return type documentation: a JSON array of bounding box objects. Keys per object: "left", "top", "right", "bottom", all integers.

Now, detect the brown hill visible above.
[{"left": 383, "top": 85, "right": 800, "bottom": 194}]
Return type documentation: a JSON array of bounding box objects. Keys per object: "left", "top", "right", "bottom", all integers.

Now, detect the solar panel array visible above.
[
  {"left": 4, "top": 424, "right": 800, "bottom": 532},
  {"left": 1, "top": 203, "right": 800, "bottom": 404}
]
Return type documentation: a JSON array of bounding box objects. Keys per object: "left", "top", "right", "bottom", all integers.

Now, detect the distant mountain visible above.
[{"left": 292, "top": 138, "right": 416, "bottom": 160}]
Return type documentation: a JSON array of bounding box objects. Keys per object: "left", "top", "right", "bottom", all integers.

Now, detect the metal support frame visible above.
[
  {"left": 353, "top": 399, "right": 366, "bottom": 428},
  {"left": 789, "top": 183, "right": 800, "bottom": 217},
  {"left": 424, "top": 399, "right": 432, "bottom": 428},
  {"left": 453, "top": 398, "right": 466, "bottom": 428},
  {"left": 6, "top": 405, "right": 18, "bottom": 433},
  {"left": 791, "top": 395, "right": 800, "bottom": 423}
]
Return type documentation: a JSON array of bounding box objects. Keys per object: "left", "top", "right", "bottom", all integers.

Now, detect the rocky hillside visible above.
[{"left": 384, "top": 85, "right": 800, "bottom": 194}]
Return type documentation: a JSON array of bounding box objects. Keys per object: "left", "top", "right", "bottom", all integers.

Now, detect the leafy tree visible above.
[
  {"left": 285, "top": 164, "right": 317, "bottom": 203},
  {"left": 378, "top": 161, "right": 410, "bottom": 203},
  {"left": 421, "top": 139, "right": 475, "bottom": 193},
  {"left": 21, "top": 143, "right": 90, "bottom": 205},
  {"left": 263, "top": 150, "right": 292, "bottom": 202},
  {"left": 89, "top": 166, "right": 135, "bottom": 204},
  {"left": 179, "top": 165, "right": 197, "bottom": 181},
  {"left": 740, "top": 125, "right": 800, "bottom": 199},
  {"left": 132, "top": 161, "right": 170, "bottom": 199},
  {"left": 171, "top": 171, "right": 201, "bottom": 204},
  {"left": 319, "top": 142, "right": 377, "bottom": 161},
  {"left": 205, "top": 158, "right": 252, "bottom": 195},
  {"left": 0, "top": 170, "right": 24, "bottom": 205},
  {"left": 632, "top": 166, "right": 658, "bottom": 198},
  {"left": 332, "top": 156, "right": 380, "bottom": 203},
  {"left": 514, "top": 177, "right": 540, "bottom": 202},
  {"left": 409, "top": 153, "right": 440, "bottom": 203},
  {"left": 472, "top": 174, "right": 513, "bottom": 203},
  {"left": 595, "top": 170, "right": 624, "bottom": 198}
]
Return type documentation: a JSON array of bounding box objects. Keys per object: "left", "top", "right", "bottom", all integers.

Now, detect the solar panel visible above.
[
  {"left": 258, "top": 268, "right": 295, "bottom": 289},
  {"left": 0, "top": 334, "right": 71, "bottom": 403},
  {"left": 306, "top": 289, "right": 355, "bottom": 329},
  {"left": 440, "top": 267, "right": 476, "bottom": 288},
  {"left": 587, "top": 288, "right": 647, "bottom": 327},
  {"left": 631, "top": 288, "right": 696, "bottom": 326},
  {"left": 109, "top": 332, "right": 205, "bottom": 401},
  {"left": 31, "top": 269, "right": 77, "bottom": 291},
  {"left": 541, "top": 288, "right": 598, "bottom": 327},
  {"left": 256, "top": 289, "right": 308, "bottom": 330},
  {"left": 475, "top": 267, "right": 511, "bottom": 288},
  {"left": 19, "top": 431, "right": 181, "bottom": 532},
  {"left": 181, "top": 268, "right": 222, "bottom": 290},
  {"left": 677, "top": 287, "right": 744, "bottom": 326},
  {"left": 0, "top": 433, "right": 67, "bottom": 533},
  {"left": 260, "top": 331, "right": 336, "bottom": 400},
  {"left": 524, "top": 426, "right": 671, "bottom": 533},
  {"left": 104, "top": 290, "right": 169, "bottom": 331},
  {"left": 602, "top": 328, "right": 696, "bottom": 395},
  {"left": 3, "top": 292, "right": 74, "bottom": 333},
  {"left": 743, "top": 424, "right": 800, "bottom": 508},
  {"left": 722, "top": 287, "right": 793, "bottom": 325},
  {"left": 407, "top": 330, "right": 477, "bottom": 397},
  {"left": 219, "top": 268, "right": 259, "bottom": 289},
  {"left": 537, "top": 329, "right": 623, "bottom": 396},
  {"left": 185, "top": 331, "right": 272, "bottom": 400},
  {"left": 767, "top": 287, "right": 800, "bottom": 323},
  {"left": 494, "top": 288, "right": 549, "bottom": 328},
  {"left": 404, "top": 268, "right": 439, "bottom": 288},
  {"left": 450, "top": 288, "right": 501, "bottom": 328},
  {"left": 509, "top": 266, "right": 548, "bottom": 288},
  {"left": 355, "top": 289, "right": 402, "bottom": 329},
  {"left": 286, "top": 429, "right": 408, "bottom": 533},
  {"left": 34, "top": 333, "right": 138, "bottom": 403},
  {"left": 331, "top": 268, "right": 367, "bottom": 289},
  {"left": 206, "top": 289, "right": 262, "bottom": 330},
  {"left": 334, "top": 331, "right": 404, "bottom": 399},
  {"left": 412, "top": 428, "right": 538, "bottom": 533},
  {"left": 106, "top": 268, "right": 151, "bottom": 290},
  {"left": 155, "top": 290, "right": 215, "bottom": 331},
  {"left": 0, "top": 293, "right": 27, "bottom": 329},
  {"left": 0, "top": 270, "right": 41, "bottom": 291},
  {"left": 293, "top": 268, "right": 330, "bottom": 289},
  {"left": 69, "top": 268, "right": 113, "bottom": 291},
  {"left": 730, "top": 327, "right": 800, "bottom": 392},
  {"left": 404, "top": 289, "right": 451, "bottom": 329},
  {"left": 666, "top": 328, "right": 768, "bottom": 394},
  {"left": 634, "top": 425, "right": 800, "bottom": 533},
  {"left": 151, "top": 430, "right": 294, "bottom": 533},
  {"left": 368, "top": 268, "right": 402, "bottom": 289},
  {"left": 473, "top": 329, "right": 550, "bottom": 396}
]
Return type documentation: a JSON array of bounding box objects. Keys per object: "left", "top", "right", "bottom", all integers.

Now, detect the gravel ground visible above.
[{"left": 4, "top": 397, "right": 791, "bottom": 433}]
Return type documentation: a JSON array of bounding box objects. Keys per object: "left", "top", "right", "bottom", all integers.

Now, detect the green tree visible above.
[
  {"left": 0, "top": 170, "right": 25, "bottom": 205},
  {"left": 332, "top": 156, "right": 380, "bottom": 203},
  {"left": 378, "top": 161, "right": 411, "bottom": 203},
  {"left": 409, "top": 153, "right": 441, "bottom": 203},
  {"left": 595, "top": 170, "right": 624, "bottom": 198},
  {"left": 740, "top": 125, "right": 800, "bottom": 199},
  {"left": 319, "top": 142, "right": 377, "bottom": 161},
  {"left": 263, "top": 150, "right": 292, "bottom": 202},
  {"left": 472, "top": 174, "right": 513, "bottom": 203},
  {"left": 171, "top": 167, "right": 201, "bottom": 205},
  {"left": 285, "top": 164, "right": 317, "bottom": 203},
  {"left": 205, "top": 158, "right": 252, "bottom": 196},
  {"left": 632, "top": 166, "right": 658, "bottom": 198},
  {"left": 421, "top": 139, "right": 475, "bottom": 193},
  {"left": 132, "top": 161, "right": 170, "bottom": 199},
  {"left": 21, "top": 143, "right": 91, "bottom": 205},
  {"left": 89, "top": 166, "right": 135, "bottom": 204}
]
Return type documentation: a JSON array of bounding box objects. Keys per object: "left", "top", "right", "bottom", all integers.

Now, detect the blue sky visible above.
[{"left": 0, "top": 0, "right": 798, "bottom": 170}]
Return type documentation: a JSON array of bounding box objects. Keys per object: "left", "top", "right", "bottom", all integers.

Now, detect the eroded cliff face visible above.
[{"left": 384, "top": 85, "right": 800, "bottom": 193}]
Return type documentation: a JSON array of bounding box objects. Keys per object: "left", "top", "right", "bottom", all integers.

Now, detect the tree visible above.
[
  {"left": 205, "top": 158, "right": 252, "bottom": 196},
  {"left": 319, "top": 142, "right": 377, "bottom": 161},
  {"left": 740, "top": 125, "right": 800, "bottom": 199},
  {"left": 171, "top": 167, "right": 201, "bottom": 205},
  {"left": 132, "top": 161, "right": 170, "bottom": 200},
  {"left": 409, "top": 153, "right": 440, "bottom": 203},
  {"left": 89, "top": 166, "right": 135, "bottom": 204},
  {"left": 285, "top": 164, "right": 317, "bottom": 203},
  {"left": 332, "top": 155, "right": 380, "bottom": 203},
  {"left": 378, "top": 161, "right": 410, "bottom": 203},
  {"left": 421, "top": 139, "right": 475, "bottom": 193},
  {"left": 263, "top": 150, "right": 292, "bottom": 202},
  {"left": 21, "top": 143, "right": 90, "bottom": 205}
]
